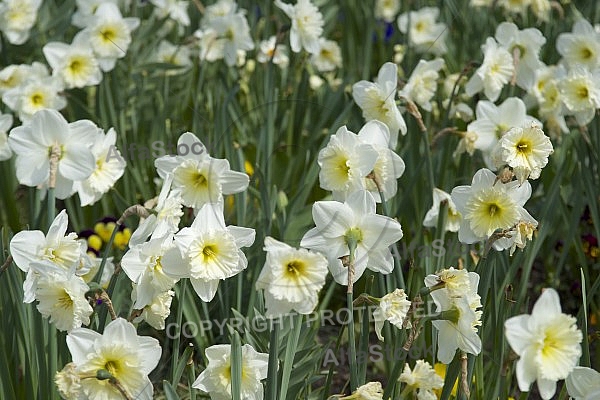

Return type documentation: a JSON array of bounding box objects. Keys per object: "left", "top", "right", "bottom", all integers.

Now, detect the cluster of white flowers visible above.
[
  {"left": 3, "top": 1, "right": 598, "bottom": 399},
  {"left": 0, "top": 1, "right": 140, "bottom": 121},
  {"left": 9, "top": 210, "right": 113, "bottom": 330}
]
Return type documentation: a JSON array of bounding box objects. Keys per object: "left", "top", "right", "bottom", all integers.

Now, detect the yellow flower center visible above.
[
  {"left": 465, "top": 187, "right": 519, "bottom": 237},
  {"left": 31, "top": 93, "right": 45, "bottom": 106},
  {"left": 103, "top": 360, "right": 121, "bottom": 377},
  {"left": 515, "top": 140, "right": 532, "bottom": 155},
  {"left": 57, "top": 290, "right": 74, "bottom": 310},
  {"left": 284, "top": 260, "right": 305, "bottom": 279},
  {"left": 194, "top": 172, "right": 208, "bottom": 188},
  {"left": 580, "top": 47, "right": 593, "bottom": 60},
  {"left": 100, "top": 28, "right": 116, "bottom": 43},
  {"left": 202, "top": 244, "right": 218, "bottom": 260},
  {"left": 577, "top": 85, "right": 589, "bottom": 100}
]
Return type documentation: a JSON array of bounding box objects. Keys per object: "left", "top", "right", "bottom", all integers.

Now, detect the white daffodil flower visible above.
[
  {"left": 275, "top": 0, "right": 324, "bottom": 54},
  {"left": 71, "top": 0, "right": 119, "bottom": 28},
  {"left": 340, "top": 381, "right": 384, "bottom": 400},
  {"left": 426, "top": 270, "right": 482, "bottom": 363},
  {"left": 467, "top": 97, "right": 540, "bottom": 163},
  {"left": 466, "top": 37, "right": 514, "bottom": 102},
  {"left": 352, "top": 62, "right": 407, "bottom": 148},
  {"left": 54, "top": 362, "right": 82, "bottom": 399},
  {"left": 423, "top": 188, "right": 461, "bottom": 232},
  {"left": 397, "top": 7, "right": 447, "bottom": 55},
  {"left": 65, "top": 318, "right": 161, "bottom": 400},
  {"left": 398, "top": 58, "right": 445, "bottom": 112},
  {"left": 424, "top": 267, "right": 472, "bottom": 297},
  {"left": 2, "top": 74, "right": 67, "bottom": 122},
  {"left": 132, "top": 288, "right": 174, "bottom": 330},
  {"left": 8, "top": 109, "right": 96, "bottom": 199},
  {"left": 557, "top": 18, "right": 600, "bottom": 70},
  {"left": 192, "top": 343, "right": 269, "bottom": 399},
  {"left": 451, "top": 168, "right": 535, "bottom": 249},
  {"left": 495, "top": 22, "right": 546, "bottom": 91},
  {"left": 0, "top": 0, "right": 41, "bottom": 45},
  {"left": 559, "top": 67, "right": 600, "bottom": 126},
  {"left": 0, "top": 112, "right": 13, "bottom": 160},
  {"left": 375, "top": 0, "right": 400, "bottom": 23},
  {"left": 74, "top": 127, "right": 126, "bottom": 206},
  {"left": 31, "top": 260, "right": 92, "bottom": 332},
  {"left": 129, "top": 175, "right": 184, "bottom": 246},
  {"left": 121, "top": 233, "right": 178, "bottom": 309},
  {"left": 42, "top": 32, "right": 103, "bottom": 89},
  {"left": 530, "top": 0, "right": 551, "bottom": 22},
  {"left": 256, "top": 236, "right": 328, "bottom": 317},
  {"left": 491, "top": 124, "right": 554, "bottom": 184},
  {"left": 317, "top": 125, "right": 378, "bottom": 201},
  {"left": 311, "top": 38, "right": 343, "bottom": 72},
  {"left": 300, "top": 190, "right": 403, "bottom": 285},
  {"left": 0, "top": 62, "right": 47, "bottom": 94},
  {"left": 199, "top": 12, "right": 254, "bottom": 66},
  {"left": 505, "top": 288, "right": 582, "bottom": 399},
  {"left": 162, "top": 202, "right": 255, "bottom": 302},
  {"left": 257, "top": 36, "right": 289, "bottom": 68},
  {"left": 10, "top": 209, "right": 83, "bottom": 303},
  {"left": 154, "top": 40, "right": 193, "bottom": 74},
  {"left": 497, "top": 0, "right": 529, "bottom": 17},
  {"left": 398, "top": 359, "right": 444, "bottom": 400},
  {"left": 566, "top": 367, "right": 600, "bottom": 400},
  {"left": 150, "top": 0, "right": 190, "bottom": 27},
  {"left": 356, "top": 120, "right": 406, "bottom": 202},
  {"left": 155, "top": 132, "right": 249, "bottom": 209},
  {"left": 80, "top": 3, "right": 140, "bottom": 72},
  {"left": 529, "top": 64, "right": 568, "bottom": 135},
  {"left": 373, "top": 288, "right": 411, "bottom": 341}
]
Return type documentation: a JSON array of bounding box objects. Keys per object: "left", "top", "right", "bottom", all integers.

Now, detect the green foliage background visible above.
[{"left": 0, "top": 0, "right": 599, "bottom": 399}]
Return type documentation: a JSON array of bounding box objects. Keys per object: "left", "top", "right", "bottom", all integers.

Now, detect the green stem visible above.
[
  {"left": 346, "top": 239, "right": 359, "bottom": 391},
  {"left": 171, "top": 278, "right": 188, "bottom": 384},
  {"left": 382, "top": 348, "right": 408, "bottom": 399},
  {"left": 265, "top": 323, "right": 280, "bottom": 400}
]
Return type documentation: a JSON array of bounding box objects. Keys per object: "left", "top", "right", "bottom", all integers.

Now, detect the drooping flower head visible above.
[{"left": 373, "top": 288, "right": 411, "bottom": 341}]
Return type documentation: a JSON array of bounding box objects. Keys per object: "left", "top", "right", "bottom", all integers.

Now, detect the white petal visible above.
[
  {"left": 66, "top": 328, "right": 102, "bottom": 364},
  {"left": 504, "top": 314, "right": 533, "bottom": 355},
  {"left": 190, "top": 278, "right": 220, "bottom": 302}
]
